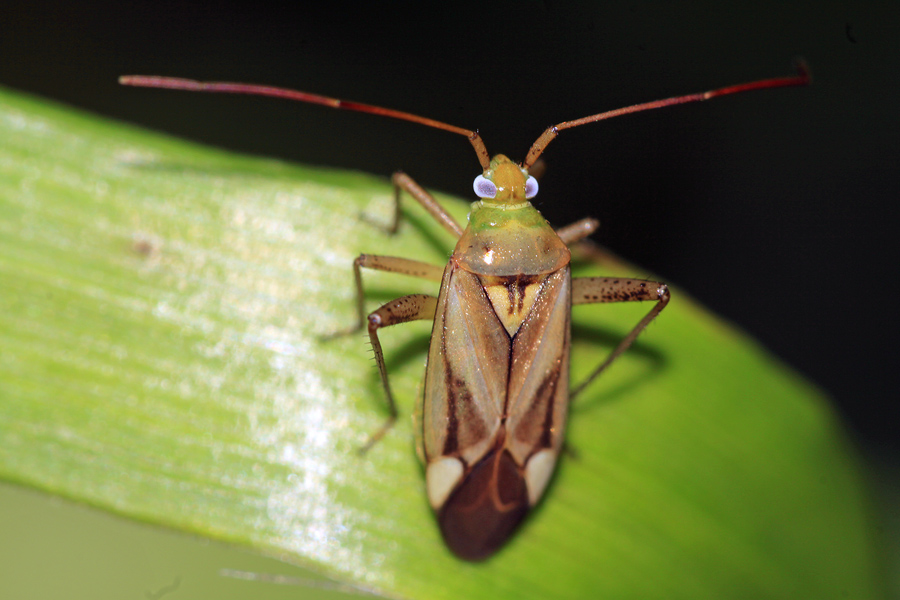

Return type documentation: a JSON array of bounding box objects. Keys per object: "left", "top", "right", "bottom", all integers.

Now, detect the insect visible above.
[{"left": 121, "top": 63, "right": 809, "bottom": 560}]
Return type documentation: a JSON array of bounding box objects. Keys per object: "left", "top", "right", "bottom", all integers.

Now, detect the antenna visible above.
[
  {"left": 119, "top": 75, "right": 491, "bottom": 169},
  {"left": 522, "top": 61, "right": 810, "bottom": 168},
  {"left": 121, "top": 61, "right": 809, "bottom": 171}
]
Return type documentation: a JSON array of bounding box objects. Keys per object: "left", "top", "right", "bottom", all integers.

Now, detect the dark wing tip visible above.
[{"left": 438, "top": 448, "right": 529, "bottom": 561}]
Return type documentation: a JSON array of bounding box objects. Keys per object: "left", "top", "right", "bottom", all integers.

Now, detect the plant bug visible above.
[{"left": 120, "top": 63, "right": 809, "bottom": 560}]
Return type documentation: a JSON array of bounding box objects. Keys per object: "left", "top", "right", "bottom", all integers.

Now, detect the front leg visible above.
[
  {"left": 571, "top": 277, "right": 670, "bottom": 399},
  {"left": 387, "top": 172, "right": 464, "bottom": 238},
  {"left": 323, "top": 253, "right": 441, "bottom": 338},
  {"left": 342, "top": 254, "right": 443, "bottom": 333}
]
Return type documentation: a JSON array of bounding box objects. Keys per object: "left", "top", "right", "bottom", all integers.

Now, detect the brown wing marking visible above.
[{"left": 422, "top": 264, "right": 510, "bottom": 467}]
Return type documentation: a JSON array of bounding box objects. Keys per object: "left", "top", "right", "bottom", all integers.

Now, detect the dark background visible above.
[{"left": 2, "top": 2, "right": 897, "bottom": 460}]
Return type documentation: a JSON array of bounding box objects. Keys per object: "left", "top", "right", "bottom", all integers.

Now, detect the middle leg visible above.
[
  {"left": 570, "top": 276, "right": 670, "bottom": 399},
  {"left": 363, "top": 293, "right": 439, "bottom": 452}
]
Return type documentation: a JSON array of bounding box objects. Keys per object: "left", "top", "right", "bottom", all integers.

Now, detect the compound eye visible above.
[
  {"left": 473, "top": 175, "right": 497, "bottom": 199},
  {"left": 525, "top": 176, "right": 539, "bottom": 199}
]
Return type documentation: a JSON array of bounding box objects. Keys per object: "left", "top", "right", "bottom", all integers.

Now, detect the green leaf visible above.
[{"left": 0, "top": 87, "right": 885, "bottom": 599}]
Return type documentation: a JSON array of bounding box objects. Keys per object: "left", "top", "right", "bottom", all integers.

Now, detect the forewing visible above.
[
  {"left": 505, "top": 267, "right": 571, "bottom": 466},
  {"left": 423, "top": 265, "right": 510, "bottom": 466}
]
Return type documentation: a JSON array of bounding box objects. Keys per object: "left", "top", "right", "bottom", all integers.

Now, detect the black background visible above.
[{"left": 2, "top": 2, "right": 897, "bottom": 460}]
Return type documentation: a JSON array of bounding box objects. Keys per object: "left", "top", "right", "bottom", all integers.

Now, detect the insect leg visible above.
[
  {"left": 363, "top": 293, "right": 439, "bottom": 452},
  {"left": 556, "top": 217, "right": 600, "bottom": 245},
  {"left": 389, "top": 172, "right": 464, "bottom": 237},
  {"left": 570, "top": 277, "right": 670, "bottom": 399},
  {"left": 332, "top": 254, "right": 444, "bottom": 335}
]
